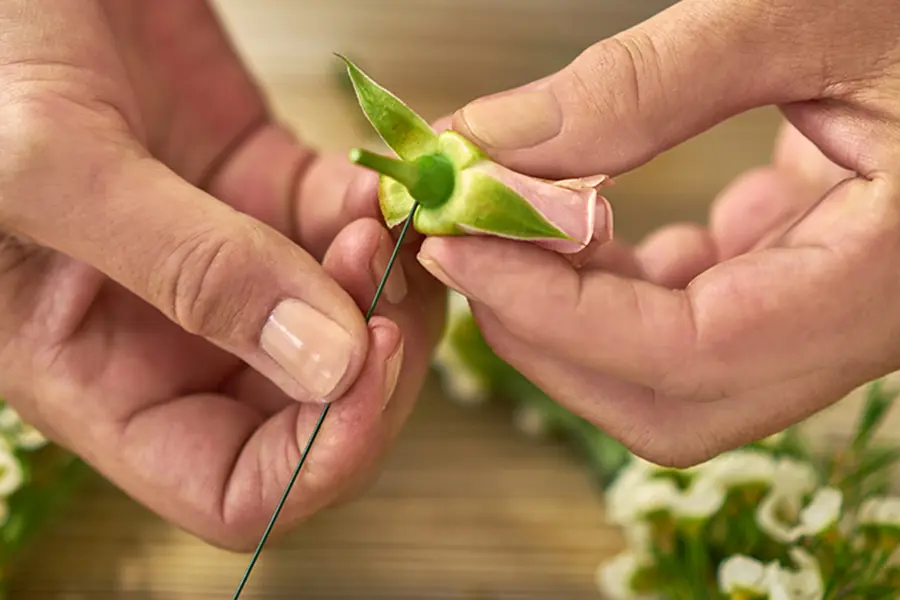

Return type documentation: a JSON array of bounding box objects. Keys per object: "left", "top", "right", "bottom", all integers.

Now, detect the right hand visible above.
[
  {"left": 0, "top": 0, "right": 445, "bottom": 550},
  {"left": 418, "top": 0, "right": 900, "bottom": 467}
]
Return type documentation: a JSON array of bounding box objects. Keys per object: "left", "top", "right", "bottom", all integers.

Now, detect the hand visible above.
[
  {"left": 417, "top": 0, "right": 900, "bottom": 467},
  {"left": 0, "top": 0, "right": 444, "bottom": 550}
]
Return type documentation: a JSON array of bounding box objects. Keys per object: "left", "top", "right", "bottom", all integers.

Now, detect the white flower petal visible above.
[
  {"left": 672, "top": 476, "right": 726, "bottom": 521},
  {"left": 858, "top": 495, "right": 900, "bottom": 528},
  {"left": 623, "top": 522, "right": 652, "bottom": 554},
  {"left": 512, "top": 404, "right": 549, "bottom": 438},
  {"left": 695, "top": 449, "right": 776, "bottom": 489},
  {"left": 0, "top": 407, "right": 20, "bottom": 430},
  {"left": 757, "top": 489, "right": 804, "bottom": 544},
  {"left": 596, "top": 552, "right": 653, "bottom": 600},
  {"left": 799, "top": 487, "right": 842, "bottom": 536},
  {"left": 718, "top": 555, "right": 771, "bottom": 595},
  {"left": 14, "top": 425, "right": 48, "bottom": 450},
  {"left": 772, "top": 458, "right": 819, "bottom": 497},
  {"left": 432, "top": 343, "right": 490, "bottom": 406},
  {"left": 605, "top": 462, "right": 653, "bottom": 524},
  {"left": 768, "top": 549, "right": 824, "bottom": 600},
  {"left": 0, "top": 448, "right": 23, "bottom": 497},
  {"left": 607, "top": 475, "right": 679, "bottom": 526}
]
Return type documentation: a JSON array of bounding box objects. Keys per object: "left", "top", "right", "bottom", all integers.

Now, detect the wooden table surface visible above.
[{"left": 9, "top": 1, "right": 898, "bottom": 598}]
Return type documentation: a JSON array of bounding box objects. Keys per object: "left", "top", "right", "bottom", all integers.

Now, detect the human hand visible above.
[
  {"left": 0, "top": 0, "right": 444, "bottom": 549},
  {"left": 416, "top": 0, "right": 900, "bottom": 467}
]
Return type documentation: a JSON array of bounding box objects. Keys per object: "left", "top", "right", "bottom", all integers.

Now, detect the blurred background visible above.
[{"left": 8, "top": 1, "right": 814, "bottom": 598}]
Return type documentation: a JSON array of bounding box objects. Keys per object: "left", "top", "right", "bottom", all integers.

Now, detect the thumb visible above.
[
  {"left": 6, "top": 141, "right": 370, "bottom": 404},
  {"left": 451, "top": 0, "right": 821, "bottom": 179}
]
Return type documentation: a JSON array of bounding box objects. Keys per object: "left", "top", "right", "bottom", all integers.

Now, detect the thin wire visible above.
[{"left": 232, "top": 201, "right": 420, "bottom": 599}]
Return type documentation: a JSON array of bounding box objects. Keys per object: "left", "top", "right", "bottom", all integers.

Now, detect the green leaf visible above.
[
  {"left": 851, "top": 379, "right": 898, "bottom": 454},
  {"left": 840, "top": 445, "right": 900, "bottom": 491},
  {"left": 378, "top": 176, "right": 417, "bottom": 228},
  {"left": 337, "top": 54, "right": 438, "bottom": 161}
]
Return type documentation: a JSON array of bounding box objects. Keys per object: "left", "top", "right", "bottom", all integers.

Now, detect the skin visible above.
[
  {"left": 417, "top": 0, "right": 900, "bottom": 468},
  {"left": 0, "top": 0, "right": 444, "bottom": 550}
]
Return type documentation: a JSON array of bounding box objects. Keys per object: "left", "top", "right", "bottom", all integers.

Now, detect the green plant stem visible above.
[{"left": 686, "top": 533, "right": 712, "bottom": 599}]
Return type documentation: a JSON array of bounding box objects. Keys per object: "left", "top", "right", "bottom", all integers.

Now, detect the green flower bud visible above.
[{"left": 339, "top": 55, "right": 612, "bottom": 254}]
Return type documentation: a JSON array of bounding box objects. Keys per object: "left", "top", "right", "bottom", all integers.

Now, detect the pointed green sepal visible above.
[
  {"left": 337, "top": 54, "right": 438, "bottom": 161},
  {"left": 413, "top": 168, "right": 574, "bottom": 242}
]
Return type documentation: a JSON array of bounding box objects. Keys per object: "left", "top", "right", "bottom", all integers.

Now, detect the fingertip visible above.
[
  {"left": 635, "top": 223, "right": 717, "bottom": 289},
  {"left": 368, "top": 315, "right": 403, "bottom": 360},
  {"left": 342, "top": 166, "right": 381, "bottom": 222},
  {"left": 431, "top": 115, "right": 454, "bottom": 134},
  {"left": 709, "top": 166, "right": 810, "bottom": 259},
  {"left": 322, "top": 217, "right": 384, "bottom": 277}
]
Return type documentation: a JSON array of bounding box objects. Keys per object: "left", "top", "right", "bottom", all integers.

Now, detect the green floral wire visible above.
[{"left": 231, "top": 201, "right": 419, "bottom": 599}]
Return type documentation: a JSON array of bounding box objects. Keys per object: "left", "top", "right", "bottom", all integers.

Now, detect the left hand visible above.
[{"left": 0, "top": 0, "right": 445, "bottom": 550}]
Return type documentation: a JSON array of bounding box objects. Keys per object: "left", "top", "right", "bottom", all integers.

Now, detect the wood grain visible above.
[
  {"left": 12, "top": 382, "right": 625, "bottom": 600},
  {"left": 8, "top": 1, "right": 897, "bottom": 598}
]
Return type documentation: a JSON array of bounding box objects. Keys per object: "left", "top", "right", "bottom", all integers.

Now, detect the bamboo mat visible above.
[{"left": 9, "top": 1, "right": 900, "bottom": 598}]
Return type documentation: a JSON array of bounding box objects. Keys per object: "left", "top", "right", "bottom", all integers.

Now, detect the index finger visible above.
[{"left": 416, "top": 175, "right": 896, "bottom": 399}]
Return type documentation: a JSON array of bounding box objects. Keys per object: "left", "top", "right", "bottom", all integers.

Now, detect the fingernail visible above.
[
  {"left": 416, "top": 253, "right": 467, "bottom": 297},
  {"left": 261, "top": 299, "right": 355, "bottom": 401},
  {"left": 596, "top": 196, "right": 614, "bottom": 242},
  {"left": 458, "top": 88, "right": 562, "bottom": 150},
  {"left": 382, "top": 334, "right": 404, "bottom": 410},
  {"left": 371, "top": 233, "right": 408, "bottom": 304}
]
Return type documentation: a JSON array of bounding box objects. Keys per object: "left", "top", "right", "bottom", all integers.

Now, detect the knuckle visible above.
[
  {"left": 606, "top": 391, "right": 722, "bottom": 469},
  {"left": 0, "top": 100, "right": 57, "bottom": 221},
  {"left": 625, "top": 427, "right": 720, "bottom": 470},
  {"left": 566, "top": 32, "right": 664, "bottom": 156},
  {"left": 159, "top": 222, "right": 264, "bottom": 340}
]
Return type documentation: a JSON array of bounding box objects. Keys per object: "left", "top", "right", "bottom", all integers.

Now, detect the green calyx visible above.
[
  {"left": 339, "top": 54, "right": 570, "bottom": 243},
  {"left": 349, "top": 148, "right": 455, "bottom": 209}
]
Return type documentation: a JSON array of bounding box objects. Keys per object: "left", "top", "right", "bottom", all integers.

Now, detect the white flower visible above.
[
  {"left": 718, "top": 555, "right": 772, "bottom": 597},
  {"left": 0, "top": 447, "right": 23, "bottom": 497},
  {"left": 757, "top": 487, "right": 842, "bottom": 544},
  {"left": 768, "top": 549, "right": 824, "bottom": 600},
  {"left": 622, "top": 522, "right": 652, "bottom": 554},
  {"left": 772, "top": 458, "right": 819, "bottom": 497},
  {"left": 512, "top": 404, "right": 549, "bottom": 439},
  {"left": 695, "top": 449, "right": 776, "bottom": 489},
  {"left": 0, "top": 406, "right": 20, "bottom": 431},
  {"left": 596, "top": 551, "right": 655, "bottom": 600},
  {"left": 757, "top": 488, "right": 803, "bottom": 543},
  {"left": 605, "top": 460, "right": 655, "bottom": 524},
  {"left": 432, "top": 343, "right": 490, "bottom": 406},
  {"left": 0, "top": 405, "right": 49, "bottom": 450},
  {"left": 858, "top": 496, "right": 900, "bottom": 530},
  {"left": 431, "top": 291, "right": 492, "bottom": 406},
  {"left": 14, "top": 425, "right": 48, "bottom": 450},
  {"left": 799, "top": 487, "right": 842, "bottom": 535},
  {"left": 608, "top": 477, "right": 679, "bottom": 526},
  {"left": 671, "top": 476, "right": 726, "bottom": 522},
  {"left": 858, "top": 495, "right": 900, "bottom": 526}
]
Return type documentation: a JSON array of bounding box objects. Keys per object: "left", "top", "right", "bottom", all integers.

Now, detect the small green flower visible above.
[{"left": 339, "top": 55, "right": 612, "bottom": 254}]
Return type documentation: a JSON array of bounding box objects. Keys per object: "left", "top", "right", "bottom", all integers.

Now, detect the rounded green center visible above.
[{"left": 348, "top": 149, "right": 455, "bottom": 209}]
